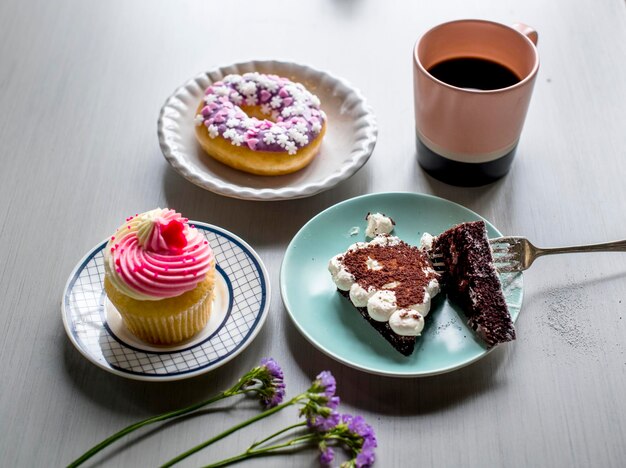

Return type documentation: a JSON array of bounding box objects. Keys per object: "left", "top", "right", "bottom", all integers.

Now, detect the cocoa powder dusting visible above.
[{"left": 341, "top": 241, "right": 437, "bottom": 307}]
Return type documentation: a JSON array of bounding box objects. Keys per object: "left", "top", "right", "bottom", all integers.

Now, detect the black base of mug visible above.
[{"left": 417, "top": 137, "right": 516, "bottom": 187}]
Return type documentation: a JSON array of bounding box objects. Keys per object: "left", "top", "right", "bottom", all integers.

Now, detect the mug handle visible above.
[{"left": 511, "top": 23, "right": 538, "bottom": 45}]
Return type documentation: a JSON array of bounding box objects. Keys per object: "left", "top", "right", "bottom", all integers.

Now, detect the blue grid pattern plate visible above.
[{"left": 62, "top": 222, "right": 270, "bottom": 381}]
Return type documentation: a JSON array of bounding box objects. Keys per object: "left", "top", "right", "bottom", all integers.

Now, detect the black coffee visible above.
[{"left": 428, "top": 57, "right": 521, "bottom": 90}]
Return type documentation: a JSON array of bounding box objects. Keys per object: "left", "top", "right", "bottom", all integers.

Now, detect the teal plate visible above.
[{"left": 280, "top": 192, "right": 523, "bottom": 377}]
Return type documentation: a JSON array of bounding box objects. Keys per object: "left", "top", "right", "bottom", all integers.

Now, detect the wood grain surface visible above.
[{"left": 1, "top": 0, "right": 626, "bottom": 466}]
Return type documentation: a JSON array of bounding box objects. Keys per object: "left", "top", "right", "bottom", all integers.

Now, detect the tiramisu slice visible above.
[
  {"left": 426, "top": 220, "right": 515, "bottom": 346},
  {"left": 328, "top": 235, "right": 440, "bottom": 356}
]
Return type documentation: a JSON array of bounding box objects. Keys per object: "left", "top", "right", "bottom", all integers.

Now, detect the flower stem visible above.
[
  {"left": 67, "top": 392, "right": 231, "bottom": 468},
  {"left": 248, "top": 422, "right": 307, "bottom": 450},
  {"left": 159, "top": 396, "right": 303, "bottom": 468},
  {"left": 202, "top": 435, "right": 318, "bottom": 468}
]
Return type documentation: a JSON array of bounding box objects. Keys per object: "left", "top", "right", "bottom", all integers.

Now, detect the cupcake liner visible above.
[{"left": 118, "top": 287, "right": 213, "bottom": 345}]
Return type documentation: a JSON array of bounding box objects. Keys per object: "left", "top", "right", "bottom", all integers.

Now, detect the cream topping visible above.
[
  {"left": 104, "top": 208, "right": 214, "bottom": 301},
  {"left": 365, "top": 213, "right": 395, "bottom": 238},
  {"left": 367, "top": 290, "right": 397, "bottom": 322},
  {"left": 389, "top": 309, "right": 425, "bottom": 336},
  {"left": 349, "top": 283, "right": 376, "bottom": 308},
  {"left": 420, "top": 232, "right": 435, "bottom": 250},
  {"left": 328, "top": 235, "right": 440, "bottom": 336}
]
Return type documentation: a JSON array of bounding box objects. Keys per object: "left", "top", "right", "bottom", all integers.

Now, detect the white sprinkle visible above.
[
  {"left": 276, "top": 134, "right": 289, "bottom": 147},
  {"left": 226, "top": 118, "right": 240, "bottom": 128},
  {"left": 238, "top": 81, "right": 257, "bottom": 96},
  {"left": 222, "top": 128, "right": 236, "bottom": 140},
  {"left": 287, "top": 128, "right": 301, "bottom": 140},
  {"left": 224, "top": 74, "right": 242, "bottom": 84},
  {"left": 231, "top": 134, "right": 244, "bottom": 146},
  {"left": 207, "top": 125, "right": 219, "bottom": 139},
  {"left": 214, "top": 86, "right": 230, "bottom": 97},
  {"left": 290, "top": 104, "right": 306, "bottom": 116},
  {"left": 270, "top": 96, "right": 282, "bottom": 108},
  {"left": 230, "top": 92, "right": 243, "bottom": 105}
]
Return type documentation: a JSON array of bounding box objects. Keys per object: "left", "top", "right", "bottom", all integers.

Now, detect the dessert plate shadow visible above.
[
  {"left": 158, "top": 59, "right": 377, "bottom": 201},
  {"left": 62, "top": 223, "right": 270, "bottom": 382},
  {"left": 280, "top": 192, "right": 523, "bottom": 377}
]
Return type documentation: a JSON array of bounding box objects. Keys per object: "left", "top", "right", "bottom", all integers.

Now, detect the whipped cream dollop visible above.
[
  {"left": 328, "top": 235, "right": 440, "bottom": 336},
  {"left": 389, "top": 309, "right": 425, "bottom": 336},
  {"left": 420, "top": 232, "right": 435, "bottom": 250},
  {"left": 365, "top": 213, "right": 395, "bottom": 238},
  {"left": 104, "top": 208, "right": 214, "bottom": 301}
]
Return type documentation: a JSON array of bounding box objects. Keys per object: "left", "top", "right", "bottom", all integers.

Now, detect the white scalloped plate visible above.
[{"left": 158, "top": 60, "right": 377, "bottom": 201}]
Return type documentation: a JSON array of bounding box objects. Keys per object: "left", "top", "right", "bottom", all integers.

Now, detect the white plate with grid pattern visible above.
[{"left": 62, "top": 222, "right": 270, "bottom": 381}]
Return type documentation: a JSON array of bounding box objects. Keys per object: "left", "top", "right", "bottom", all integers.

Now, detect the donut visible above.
[{"left": 194, "top": 72, "right": 327, "bottom": 176}]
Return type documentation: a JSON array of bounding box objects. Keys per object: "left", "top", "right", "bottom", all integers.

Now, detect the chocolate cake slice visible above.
[
  {"left": 328, "top": 236, "right": 441, "bottom": 356},
  {"left": 431, "top": 220, "right": 515, "bottom": 346}
]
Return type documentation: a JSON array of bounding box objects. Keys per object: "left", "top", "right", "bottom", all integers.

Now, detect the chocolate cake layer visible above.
[
  {"left": 338, "top": 290, "right": 417, "bottom": 356},
  {"left": 433, "top": 220, "right": 515, "bottom": 346}
]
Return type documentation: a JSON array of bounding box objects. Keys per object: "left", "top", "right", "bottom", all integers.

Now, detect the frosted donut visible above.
[{"left": 194, "top": 72, "right": 327, "bottom": 176}]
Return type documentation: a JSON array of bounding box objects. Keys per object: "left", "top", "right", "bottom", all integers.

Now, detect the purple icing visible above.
[{"left": 196, "top": 73, "right": 326, "bottom": 154}]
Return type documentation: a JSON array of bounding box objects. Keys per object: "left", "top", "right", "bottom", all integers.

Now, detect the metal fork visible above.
[{"left": 489, "top": 237, "right": 626, "bottom": 272}]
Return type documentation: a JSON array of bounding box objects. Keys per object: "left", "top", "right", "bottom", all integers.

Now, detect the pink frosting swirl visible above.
[{"left": 104, "top": 209, "right": 214, "bottom": 300}]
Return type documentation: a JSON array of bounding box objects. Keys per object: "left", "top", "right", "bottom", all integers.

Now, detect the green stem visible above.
[
  {"left": 160, "top": 396, "right": 304, "bottom": 468},
  {"left": 68, "top": 391, "right": 233, "bottom": 468},
  {"left": 248, "top": 421, "right": 307, "bottom": 450},
  {"left": 202, "top": 435, "right": 319, "bottom": 468}
]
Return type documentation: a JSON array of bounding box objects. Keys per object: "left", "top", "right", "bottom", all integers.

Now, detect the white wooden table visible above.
[{"left": 2, "top": 0, "right": 626, "bottom": 466}]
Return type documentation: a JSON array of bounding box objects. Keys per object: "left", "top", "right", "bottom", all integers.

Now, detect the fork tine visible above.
[
  {"left": 492, "top": 257, "right": 516, "bottom": 265},
  {"left": 492, "top": 251, "right": 514, "bottom": 258},
  {"left": 489, "top": 237, "right": 516, "bottom": 245},
  {"left": 489, "top": 236, "right": 528, "bottom": 272},
  {"left": 491, "top": 245, "right": 512, "bottom": 252},
  {"left": 494, "top": 263, "right": 521, "bottom": 273}
]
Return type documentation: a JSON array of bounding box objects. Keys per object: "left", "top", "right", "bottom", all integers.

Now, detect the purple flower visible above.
[
  {"left": 339, "top": 414, "right": 377, "bottom": 468},
  {"left": 344, "top": 415, "right": 376, "bottom": 441},
  {"left": 246, "top": 358, "right": 286, "bottom": 408},
  {"left": 355, "top": 442, "right": 376, "bottom": 468},
  {"left": 315, "top": 370, "right": 336, "bottom": 398},
  {"left": 327, "top": 395, "right": 340, "bottom": 410},
  {"left": 319, "top": 445, "right": 334, "bottom": 465},
  {"left": 308, "top": 408, "right": 340, "bottom": 432},
  {"left": 300, "top": 370, "right": 342, "bottom": 432}
]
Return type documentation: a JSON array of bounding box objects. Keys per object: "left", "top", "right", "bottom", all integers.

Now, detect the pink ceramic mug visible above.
[{"left": 413, "top": 19, "right": 539, "bottom": 186}]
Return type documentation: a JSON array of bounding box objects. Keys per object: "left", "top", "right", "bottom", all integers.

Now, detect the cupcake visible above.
[{"left": 103, "top": 208, "right": 215, "bottom": 345}]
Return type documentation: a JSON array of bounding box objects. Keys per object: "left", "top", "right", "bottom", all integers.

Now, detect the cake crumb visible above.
[{"left": 348, "top": 226, "right": 360, "bottom": 236}]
